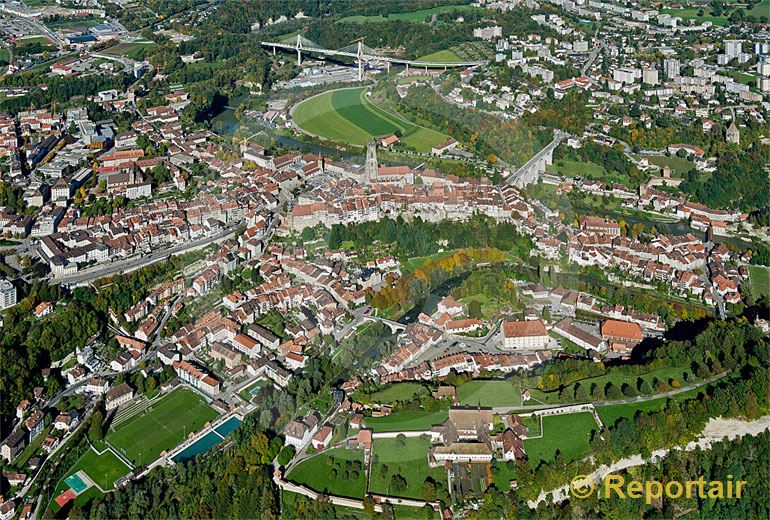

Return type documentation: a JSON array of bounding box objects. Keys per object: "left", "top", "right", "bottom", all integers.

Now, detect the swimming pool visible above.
[
  {"left": 214, "top": 416, "right": 241, "bottom": 437},
  {"left": 171, "top": 417, "right": 242, "bottom": 463}
]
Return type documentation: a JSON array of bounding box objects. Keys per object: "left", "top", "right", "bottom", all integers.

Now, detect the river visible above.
[{"left": 397, "top": 272, "right": 473, "bottom": 325}]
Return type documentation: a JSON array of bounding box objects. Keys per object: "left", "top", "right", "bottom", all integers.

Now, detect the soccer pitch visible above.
[{"left": 106, "top": 388, "right": 218, "bottom": 466}]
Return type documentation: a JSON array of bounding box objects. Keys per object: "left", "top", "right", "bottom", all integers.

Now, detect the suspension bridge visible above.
[{"left": 261, "top": 35, "right": 487, "bottom": 79}]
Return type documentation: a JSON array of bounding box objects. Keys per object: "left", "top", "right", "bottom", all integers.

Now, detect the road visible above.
[
  {"left": 45, "top": 222, "right": 243, "bottom": 286},
  {"left": 703, "top": 241, "right": 727, "bottom": 319},
  {"left": 581, "top": 37, "right": 605, "bottom": 77}
]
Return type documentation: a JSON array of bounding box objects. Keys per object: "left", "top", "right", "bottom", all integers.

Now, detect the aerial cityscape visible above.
[{"left": 0, "top": 0, "right": 768, "bottom": 518}]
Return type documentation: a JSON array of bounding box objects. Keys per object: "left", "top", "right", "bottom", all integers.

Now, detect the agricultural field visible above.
[
  {"left": 369, "top": 436, "right": 447, "bottom": 499},
  {"left": 523, "top": 412, "right": 600, "bottom": 467},
  {"left": 287, "top": 447, "right": 366, "bottom": 498},
  {"left": 456, "top": 380, "right": 521, "bottom": 408},
  {"left": 341, "top": 4, "right": 478, "bottom": 23},
  {"left": 106, "top": 388, "right": 218, "bottom": 466},
  {"left": 748, "top": 265, "right": 770, "bottom": 298},
  {"left": 292, "top": 87, "right": 449, "bottom": 152},
  {"left": 365, "top": 410, "right": 448, "bottom": 432}
]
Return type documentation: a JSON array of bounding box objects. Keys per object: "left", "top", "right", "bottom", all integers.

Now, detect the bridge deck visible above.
[{"left": 261, "top": 41, "right": 486, "bottom": 67}]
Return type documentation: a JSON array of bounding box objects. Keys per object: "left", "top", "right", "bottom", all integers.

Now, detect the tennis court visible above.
[{"left": 65, "top": 471, "right": 90, "bottom": 494}]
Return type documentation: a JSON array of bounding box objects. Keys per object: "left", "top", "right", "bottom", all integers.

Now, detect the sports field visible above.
[
  {"left": 106, "top": 388, "right": 218, "bottom": 466},
  {"left": 16, "top": 35, "right": 53, "bottom": 47},
  {"left": 292, "top": 87, "right": 449, "bottom": 152}
]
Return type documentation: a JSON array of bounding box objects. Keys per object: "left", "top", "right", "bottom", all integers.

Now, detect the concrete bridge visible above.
[
  {"left": 505, "top": 131, "right": 567, "bottom": 188},
  {"left": 261, "top": 35, "right": 487, "bottom": 80}
]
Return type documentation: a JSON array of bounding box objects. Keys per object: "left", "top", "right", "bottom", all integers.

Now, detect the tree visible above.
[
  {"left": 300, "top": 227, "right": 316, "bottom": 242},
  {"left": 395, "top": 433, "right": 406, "bottom": 448},
  {"left": 574, "top": 383, "right": 589, "bottom": 401},
  {"left": 606, "top": 382, "right": 622, "bottom": 400},
  {"left": 421, "top": 478, "right": 437, "bottom": 501},
  {"left": 390, "top": 473, "right": 407, "bottom": 492},
  {"left": 88, "top": 410, "right": 104, "bottom": 442},
  {"left": 468, "top": 299, "right": 482, "bottom": 318},
  {"left": 277, "top": 445, "right": 295, "bottom": 466}
]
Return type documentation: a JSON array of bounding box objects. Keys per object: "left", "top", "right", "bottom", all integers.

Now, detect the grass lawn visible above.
[
  {"left": 660, "top": 7, "right": 728, "bottom": 26},
  {"left": 355, "top": 382, "right": 427, "bottom": 404},
  {"left": 369, "top": 436, "right": 447, "bottom": 499},
  {"left": 457, "top": 380, "right": 521, "bottom": 408},
  {"left": 293, "top": 87, "right": 448, "bottom": 152},
  {"left": 745, "top": 0, "right": 770, "bottom": 17},
  {"left": 523, "top": 413, "right": 599, "bottom": 467},
  {"left": 106, "top": 388, "right": 218, "bottom": 466},
  {"left": 416, "top": 49, "right": 462, "bottom": 63},
  {"left": 287, "top": 447, "right": 366, "bottom": 499},
  {"left": 546, "top": 159, "right": 606, "bottom": 178},
  {"left": 596, "top": 383, "right": 713, "bottom": 427},
  {"left": 749, "top": 265, "right": 770, "bottom": 298},
  {"left": 366, "top": 410, "right": 448, "bottom": 432},
  {"left": 644, "top": 155, "right": 694, "bottom": 175},
  {"left": 341, "top": 4, "right": 478, "bottom": 23}
]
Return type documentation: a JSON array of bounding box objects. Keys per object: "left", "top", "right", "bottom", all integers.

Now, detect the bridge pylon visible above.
[{"left": 357, "top": 40, "right": 364, "bottom": 80}]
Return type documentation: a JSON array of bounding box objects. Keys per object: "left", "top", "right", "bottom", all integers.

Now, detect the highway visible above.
[{"left": 261, "top": 40, "right": 487, "bottom": 68}]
